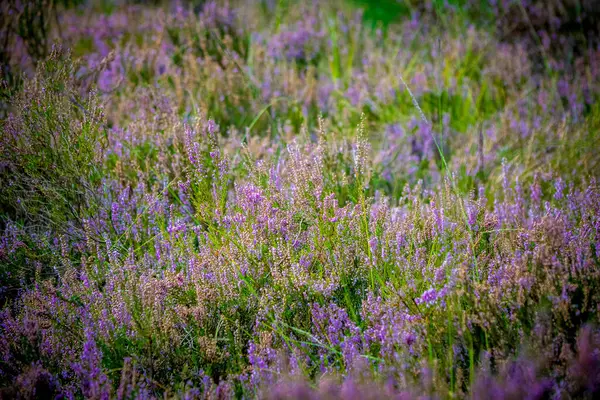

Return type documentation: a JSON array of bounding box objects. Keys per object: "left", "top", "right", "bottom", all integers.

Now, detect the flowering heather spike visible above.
[
  {"left": 72, "top": 327, "right": 111, "bottom": 399},
  {"left": 354, "top": 113, "right": 369, "bottom": 181},
  {"left": 554, "top": 177, "right": 566, "bottom": 201}
]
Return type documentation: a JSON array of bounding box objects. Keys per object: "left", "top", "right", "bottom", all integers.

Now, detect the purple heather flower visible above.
[{"left": 554, "top": 178, "right": 566, "bottom": 201}]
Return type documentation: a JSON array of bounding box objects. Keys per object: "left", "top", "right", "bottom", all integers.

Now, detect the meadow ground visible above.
[{"left": 1, "top": 0, "right": 600, "bottom": 398}]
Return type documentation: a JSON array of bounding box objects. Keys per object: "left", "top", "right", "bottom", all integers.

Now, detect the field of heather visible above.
[{"left": 1, "top": 0, "right": 600, "bottom": 398}]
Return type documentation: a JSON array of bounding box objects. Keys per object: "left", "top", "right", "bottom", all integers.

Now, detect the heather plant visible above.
[
  {"left": 0, "top": 47, "right": 106, "bottom": 305},
  {"left": 1, "top": 0, "right": 600, "bottom": 399},
  {"left": 1, "top": 47, "right": 106, "bottom": 229}
]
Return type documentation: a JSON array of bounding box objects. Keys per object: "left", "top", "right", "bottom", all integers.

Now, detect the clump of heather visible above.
[{"left": 1, "top": 0, "right": 600, "bottom": 398}]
